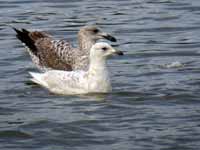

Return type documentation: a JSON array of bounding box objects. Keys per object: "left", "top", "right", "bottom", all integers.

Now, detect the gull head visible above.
[
  {"left": 79, "top": 26, "right": 117, "bottom": 42},
  {"left": 90, "top": 42, "right": 123, "bottom": 59}
]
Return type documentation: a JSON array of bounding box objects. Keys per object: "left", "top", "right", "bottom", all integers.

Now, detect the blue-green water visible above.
[{"left": 1, "top": 0, "right": 200, "bottom": 149}]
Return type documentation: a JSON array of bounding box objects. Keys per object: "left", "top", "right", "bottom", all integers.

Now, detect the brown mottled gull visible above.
[{"left": 13, "top": 26, "right": 116, "bottom": 71}]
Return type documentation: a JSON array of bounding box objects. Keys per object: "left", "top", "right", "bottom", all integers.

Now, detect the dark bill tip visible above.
[
  {"left": 103, "top": 34, "right": 117, "bottom": 42},
  {"left": 115, "top": 50, "right": 124, "bottom": 56}
]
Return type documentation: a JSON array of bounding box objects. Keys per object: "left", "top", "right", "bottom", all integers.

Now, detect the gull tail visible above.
[{"left": 29, "top": 72, "right": 48, "bottom": 87}]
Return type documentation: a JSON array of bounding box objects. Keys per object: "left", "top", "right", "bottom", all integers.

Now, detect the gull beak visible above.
[
  {"left": 114, "top": 50, "right": 124, "bottom": 55},
  {"left": 111, "top": 48, "right": 124, "bottom": 56},
  {"left": 100, "top": 32, "right": 117, "bottom": 42}
]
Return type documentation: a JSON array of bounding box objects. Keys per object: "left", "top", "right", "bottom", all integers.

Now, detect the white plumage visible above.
[{"left": 29, "top": 42, "right": 123, "bottom": 95}]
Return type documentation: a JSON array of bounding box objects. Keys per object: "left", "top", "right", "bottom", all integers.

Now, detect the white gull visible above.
[
  {"left": 29, "top": 42, "right": 123, "bottom": 95},
  {"left": 13, "top": 26, "right": 116, "bottom": 71}
]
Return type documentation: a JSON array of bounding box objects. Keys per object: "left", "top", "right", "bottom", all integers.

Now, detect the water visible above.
[{"left": 1, "top": 0, "right": 200, "bottom": 149}]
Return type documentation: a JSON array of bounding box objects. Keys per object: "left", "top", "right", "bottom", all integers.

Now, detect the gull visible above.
[
  {"left": 29, "top": 42, "right": 123, "bottom": 95},
  {"left": 13, "top": 26, "right": 116, "bottom": 71}
]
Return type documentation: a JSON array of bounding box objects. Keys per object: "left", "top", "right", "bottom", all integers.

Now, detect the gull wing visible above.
[
  {"left": 30, "top": 70, "right": 88, "bottom": 94},
  {"left": 14, "top": 28, "right": 74, "bottom": 71}
]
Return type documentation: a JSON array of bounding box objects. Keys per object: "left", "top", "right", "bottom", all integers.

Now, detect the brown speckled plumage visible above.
[{"left": 14, "top": 26, "right": 117, "bottom": 72}]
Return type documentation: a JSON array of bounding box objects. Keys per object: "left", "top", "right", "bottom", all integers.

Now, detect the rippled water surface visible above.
[{"left": 1, "top": 0, "right": 200, "bottom": 149}]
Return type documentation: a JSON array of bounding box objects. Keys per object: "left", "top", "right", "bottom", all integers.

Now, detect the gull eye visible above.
[
  {"left": 93, "top": 29, "right": 99, "bottom": 34},
  {"left": 102, "top": 47, "right": 108, "bottom": 51}
]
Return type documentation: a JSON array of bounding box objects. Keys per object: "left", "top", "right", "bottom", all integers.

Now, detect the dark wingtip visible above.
[
  {"left": 12, "top": 27, "right": 29, "bottom": 35},
  {"left": 12, "top": 27, "right": 37, "bottom": 55},
  {"left": 22, "top": 28, "right": 29, "bottom": 34},
  {"left": 12, "top": 27, "right": 21, "bottom": 34},
  {"left": 12, "top": 27, "right": 18, "bottom": 32}
]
